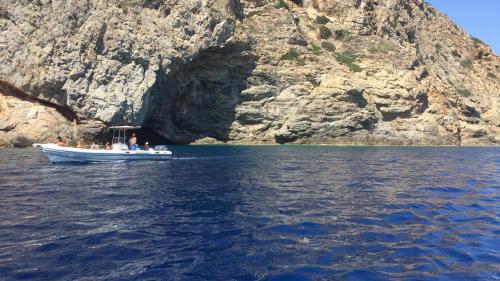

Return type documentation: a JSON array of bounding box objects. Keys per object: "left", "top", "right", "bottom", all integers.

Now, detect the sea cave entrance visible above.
[{"left": 127, "top": 126, "right": 172, "bottom": 146}]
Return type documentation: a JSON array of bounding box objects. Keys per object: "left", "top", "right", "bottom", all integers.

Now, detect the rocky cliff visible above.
[{"left": 0, "top": 0, "right": 498, "bottom": 146}]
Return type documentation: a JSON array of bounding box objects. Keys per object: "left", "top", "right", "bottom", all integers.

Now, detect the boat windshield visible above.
[
  {"left": 112, "top": 129, "right": 127, "bottom": 144},
  {"left": 113, "top": 136, "right": 126, "bottom": 144}
]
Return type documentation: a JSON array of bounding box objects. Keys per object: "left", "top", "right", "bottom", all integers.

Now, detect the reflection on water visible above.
[{"left": 0, "top": 146, "right": 499, "bottom": 280}]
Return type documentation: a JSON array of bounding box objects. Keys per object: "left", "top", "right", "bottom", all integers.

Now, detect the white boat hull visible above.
[{"left": 39, "top": 144, "right": 172, "bottom": 163}]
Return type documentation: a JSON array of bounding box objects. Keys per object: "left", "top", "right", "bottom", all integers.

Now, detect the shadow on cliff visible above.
[
  {"left": 145, "top": 43, "right": 258, "bottom": 144},
  {"left": 0, "top": 80, "right": 77, "bottom": 122}
]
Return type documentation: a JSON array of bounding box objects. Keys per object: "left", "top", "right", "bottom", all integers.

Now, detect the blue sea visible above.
[{"left": 0, "top": 146, "right": 499, "bottom": 281}]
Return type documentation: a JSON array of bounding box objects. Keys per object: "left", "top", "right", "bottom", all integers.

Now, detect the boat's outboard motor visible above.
[
  {"left": 154, "top": 145, "right": 170, "bottom": 151},
  {"left": 112, "top": 143, "right": 129, "bottom": 151}
]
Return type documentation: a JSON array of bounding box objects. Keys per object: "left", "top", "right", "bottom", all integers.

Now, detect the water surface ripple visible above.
[{"left": 0, "top": 146, "right": 499, "bottom": 280}]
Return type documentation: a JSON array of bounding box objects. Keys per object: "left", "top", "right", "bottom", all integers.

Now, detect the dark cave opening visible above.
[
  {"left": 129, "top": 127, "right": 172, "bottom": 146},
  {"left": 143, "top": 42, "right": 258, "bottom": 144}
]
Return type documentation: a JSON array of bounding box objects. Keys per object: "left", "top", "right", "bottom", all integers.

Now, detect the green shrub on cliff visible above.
[
  {"left": 277, "top": 0, "right": 288, "bottom": 9},
  {"left": 334, "top": 52, "right": 362, "bottom": 72},
  {"left": 451, "top": 50, "right": 461, "bottom": 58},
  {"left": 334, "top": 29, "right": 349, "bottom": 40},
  {"left": 310, "top": 44, "right": 321, "bottom": 54},
  {"left": 460, "top": 59, "right": 472, "bottom": 69},
  {"left": 448, "top": 79, "right": 473, "bottom": 98},
  {"left": 457, "top": 88, "right": 472, "bottom": 97},
  {"left": 0, "top": 3, "right": 9, "bottom": 19},
  {"left": 321, "top": 42, "right": 336, "bottom": 52},
  {"left": 315, "top": 16, "right": 330, "bottom": 25},
  {"left": 281, "top": 48, "right": 299, "bottom": 60},
  {"left": 472, "top": 36, "right": 485, "bottom": 45},
  {"left": 319, "top": 26, "right": 332, "bottom": 39},
  {"left": 369, "top": 42, "right": 396, "bottom": 54},
  {"left": 281, "top": 48, "right": 306, "bottom": 66}
]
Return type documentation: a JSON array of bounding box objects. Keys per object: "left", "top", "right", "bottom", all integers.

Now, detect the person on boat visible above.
[
  {"left": 105, "top": 142, "right": 111, "bottom": 150},
  {"left": 144, "top": 142, "right": 150, "bottom": 150},
  {"left": 57, "top": 137, "right": 66, "bottom": 147},
  {"left": 90, "top": 142, "right": 99, "bottom": 150},
  {"left": 129, "top": 133, "right": 138, "bottom": 151},
  {"left": 76, "top": 141, "right": 84, "bottom": 149}
]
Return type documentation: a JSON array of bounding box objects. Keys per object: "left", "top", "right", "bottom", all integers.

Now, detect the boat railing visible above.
[{"left": 112, "top": 136, "right": 127, "bottom": 144}]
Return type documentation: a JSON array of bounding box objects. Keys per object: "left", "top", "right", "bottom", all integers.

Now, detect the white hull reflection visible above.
[{"left": 39, "top": 144, "right": 172, "bottom": 163}]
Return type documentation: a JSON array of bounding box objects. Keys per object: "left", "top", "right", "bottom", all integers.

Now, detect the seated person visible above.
[
  {"left": 90, "top": 142, "right": 99, "bottom": 150},
  {"left": 76, "top": 141, "right": 84, "bottom": 149},
  {"left": 57, "top": 137, "right": 66, "bottom": 147},
  {"left": 105, "top": 142, "right": 111, "bottom": 150}
]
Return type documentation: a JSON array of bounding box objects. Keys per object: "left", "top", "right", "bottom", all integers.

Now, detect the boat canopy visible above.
[
  {"left": 109, "top": 126, "right": 142, "bottom": 130},
  {"left": 110, "top": 126, "right": 140, "bottom": 147}
]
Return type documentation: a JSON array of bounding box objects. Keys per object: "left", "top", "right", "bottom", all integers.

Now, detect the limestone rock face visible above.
[
  {"left": 0, "top": 0, "right": 240, "bottom": 143},
  {"left": 226, "top": 0, "right": 499, "bottom": 145},
  {"left": 0, "top": 91, "right": 74, "bottom": 147},
  {"left": 0, "top": 0, "right": 498, "bottom": 146}
]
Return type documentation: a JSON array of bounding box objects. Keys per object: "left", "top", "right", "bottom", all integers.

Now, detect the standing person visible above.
[{"left": 129, "top": 133, "right": 137, "bottom": 151}]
